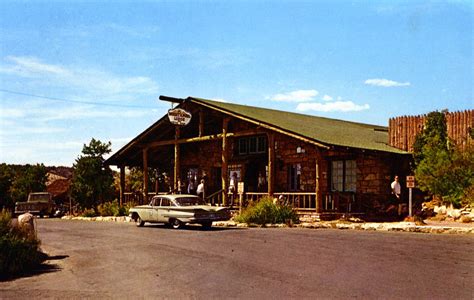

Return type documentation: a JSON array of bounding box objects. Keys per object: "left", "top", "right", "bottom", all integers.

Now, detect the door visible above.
[{"left": 157, "top": 197, "right": 171, "bottom": 223}]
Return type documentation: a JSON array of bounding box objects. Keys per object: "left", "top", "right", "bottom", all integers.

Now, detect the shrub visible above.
[
  {"left": 124, "top": 201, "right": 137, "bottom": 215},
  {"left": 0, "top": 209, "right": 11, "bottom": 236},
  {"left": 0, "top": 209, "right": 46, "bottom": 278},
  {"left": 97, "top": 200, "right": 127, "bottom": 217},
  {"left": 81, "top": 208, "right": 96, "bottom": 217},
  {"left": 235, "top": 196, "right": 299, "bottom": 225}
]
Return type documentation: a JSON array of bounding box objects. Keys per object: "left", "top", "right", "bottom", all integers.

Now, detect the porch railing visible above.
[
  {"left": 123, "top": 192, "right": 165, "bottom": 205},
  {"left": 323, "top": 192, "right": 356, "bottom": 213},
  {"left": 205, "top": 189, "right": 224, "bottom": 206},
  {"left": 123, "top": 191, "right": 357, "bottom": 213},
  {"left": 245, "top": 192, "right": 317, "bottom": 211}
]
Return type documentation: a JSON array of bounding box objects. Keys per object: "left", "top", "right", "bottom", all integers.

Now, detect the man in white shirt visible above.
[
  {"left": 391, "top": 175, "right": 401, "bottom": 200},
  {"left": 197, "top": 179, "right": 205, "bottom": 200},
  {"left": 391, "top": 175, "right": 402, "bottom": 215}
]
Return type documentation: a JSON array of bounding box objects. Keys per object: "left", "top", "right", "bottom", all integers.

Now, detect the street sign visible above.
[
  {"left": 406, "top": 175, "right": 415, "bottom": 217},
  {"left": 237, "top": 182, "right": 245, "bottom": 194},
  {"left": 406, "top": 176, "right": 415, "bottom": 188}
]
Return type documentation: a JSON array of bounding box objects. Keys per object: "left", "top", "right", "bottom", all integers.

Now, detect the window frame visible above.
[
  {"left": 236, "top": 135, "right": 267, "bottom": 155},
  {"left": 330, "top": 159, "right": 357, "bottom": 192}
]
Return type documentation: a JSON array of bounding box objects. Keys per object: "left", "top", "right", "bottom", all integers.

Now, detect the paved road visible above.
[{"left": 1, "top": 219, "right": 473, "bottom": 299}]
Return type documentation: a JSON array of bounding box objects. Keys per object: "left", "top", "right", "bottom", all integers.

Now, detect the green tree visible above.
[
  {"left": 413, "top": 111, "right": 474, "bottom": 206},
  {"left": 0, "top": 164, "right": 14, "bottom": 209},
  {"left": 9, "top": 164, "right": 47, "bottom": 204},
  {"left": 71, "top": 139, "right": 115, "bottom": 209}
]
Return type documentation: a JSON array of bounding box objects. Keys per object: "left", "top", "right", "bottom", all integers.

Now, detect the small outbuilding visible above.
[{"left": 105, "top": 96, "right": 411, "bottom": 216}]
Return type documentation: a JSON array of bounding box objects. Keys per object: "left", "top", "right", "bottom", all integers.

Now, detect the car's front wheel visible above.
[
  {"left": 170, "top": 219, "right": 182, "bottom": 229},
  {"left": 136, "top": 216, "right": 145, "bottom": 227}
]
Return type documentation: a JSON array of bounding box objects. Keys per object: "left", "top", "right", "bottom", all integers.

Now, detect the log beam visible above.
[
  {"left": 143, "top": 148, "right": 149, "bottom": 202},
  {"left": 222, "top": 118, "right": 230, "bottom": 206},
  {"left": 267, "top": 133, "right": 275, "bottom": 196},
  {"left": 119, "top": 165, "right": 125, "bottom": 206},
  {"left": 315, "top": 146, "right": 323, "bottom": 213},
  {"left": 174, "top": 127, "right": 180, "bottom": 192},
  {"left": 199, "top": 109, "right": 204, "bottom": 137},
  {"left": 141, "top": 128, "right": 267, "bottom": 148}
]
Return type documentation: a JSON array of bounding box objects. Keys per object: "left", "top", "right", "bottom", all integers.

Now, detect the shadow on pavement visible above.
[
  {"left": 141, "top": 224, "right": 244, "bottom": 231},
  {"left": 0, "top": 254, "right": 69, "bottom": 282}
]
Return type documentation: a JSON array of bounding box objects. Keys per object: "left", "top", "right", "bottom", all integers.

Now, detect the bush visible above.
[
  {"left": 81, "top": 208, "right": 96, "bottom": 217},
  {"left": 235, "top": 196, "right": 299, "bottom": 225},
  {"left": 97, "top": 200, "right": 128, "bottom": 217},
  {"left": 0, "top": 209, "right": 46, "bottom": 278},
  {"left": 124, "top": 201, "right": 137, "bottom": 215},
  {"left": 0, "top": 209, "right": 11, "bottom": 236}
]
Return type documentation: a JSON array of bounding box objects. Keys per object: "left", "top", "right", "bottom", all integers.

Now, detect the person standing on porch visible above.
[
  {"left": 229, "top": 172, "right": 238, "bottom": 206},
  {"left": 391, "top": 175, "right": 402, "bottom": 215},
  {"left": 197, "top": 179, "right": 205, "bottom": 200},
  {"left": 187, "top": 179, "right": 195, "bottom": 194},
  {"left": 257, "top": 172, "right": 266, "bottom": 192}
]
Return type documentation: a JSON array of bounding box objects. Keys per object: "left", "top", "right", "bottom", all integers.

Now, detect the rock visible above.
[
  {"left": 17, "top": 212, "right": 36, "bottom": 239},
  {"left": 448, "top": 209, "right": 462, "bottom": 219}
]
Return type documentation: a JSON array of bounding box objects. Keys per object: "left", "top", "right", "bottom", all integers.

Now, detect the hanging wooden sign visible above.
[{"left": 168, "top": 108, "right": 192, "bottom": 126}]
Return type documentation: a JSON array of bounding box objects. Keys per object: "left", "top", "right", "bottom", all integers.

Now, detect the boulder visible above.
[{"left": 17, "top": 212, "right": 36, "bottom": 239}]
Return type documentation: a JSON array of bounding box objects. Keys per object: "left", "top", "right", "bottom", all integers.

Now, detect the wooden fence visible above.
[{"left": 389, "top": 110, "right": 473, "bottom": 152}]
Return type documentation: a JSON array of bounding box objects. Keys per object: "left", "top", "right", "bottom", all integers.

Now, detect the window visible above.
[
  {"left": 331, "top": 160, "right": 357, "bottom": 192},
  {"left": 248, "top": 137, "right": 257, "bottom": 153},
  {"left": 160, "top": 198, "right": 170, "bottom": 206},
  {"left": 238, "top": 139, "right": 248, "bottom": 155},
  {"left": 288, "top": 164, "right": 301, "bottom": 191},
  {"left": 237, "top": 136, "right": 266, "bottom": 155}
]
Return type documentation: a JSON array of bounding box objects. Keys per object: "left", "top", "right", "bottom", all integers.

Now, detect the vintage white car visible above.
[{"left": 129, "top": 194, "right": 231, "bottom": 229}]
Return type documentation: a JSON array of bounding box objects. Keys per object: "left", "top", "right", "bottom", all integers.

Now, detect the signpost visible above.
[
  {"left": 238, "top": 182, "right": 245, "bottom": 213},
  {"left": 406, "top": 176, "right": 415, "bottom": 217}
]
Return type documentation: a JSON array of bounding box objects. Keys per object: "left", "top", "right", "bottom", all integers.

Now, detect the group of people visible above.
[{"left": 185, "top": 178, "right": 205, "bottom": 199}]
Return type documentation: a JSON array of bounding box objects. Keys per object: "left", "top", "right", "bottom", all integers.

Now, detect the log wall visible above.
[{"left": 389, "top": 110, "right": 473, "bottom": 152}]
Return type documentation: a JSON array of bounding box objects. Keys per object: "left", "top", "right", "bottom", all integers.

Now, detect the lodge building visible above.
[{"left": 105, "top": 96, "right": 411, "bottom": 215}]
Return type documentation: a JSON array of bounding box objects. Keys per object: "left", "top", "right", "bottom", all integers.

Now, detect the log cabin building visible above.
[{"left": 105, "top": 96, "right": 411, "bottom": 215}]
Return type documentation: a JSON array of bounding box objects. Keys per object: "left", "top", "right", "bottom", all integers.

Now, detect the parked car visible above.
[
  {"left": 14, "top": 192, "right": 55, "bottom": 218},
  {"left": 129, "top": 194, "right": 230, "bottom": 229}
]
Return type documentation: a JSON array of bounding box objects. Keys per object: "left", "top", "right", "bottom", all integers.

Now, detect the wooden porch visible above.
[{"left": 122, "top": 190, "right": 362, "bottom": 215}]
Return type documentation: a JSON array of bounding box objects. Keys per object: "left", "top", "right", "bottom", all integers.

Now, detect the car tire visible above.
[
  {"left": 201, "top": 222, "right": 212, "bottom": 230},
  {"left": 136, "top": 216, "right": 145, "bottom": 227},
  {"left": 171, "top": 219, "right": 182, "bottom": 229}
]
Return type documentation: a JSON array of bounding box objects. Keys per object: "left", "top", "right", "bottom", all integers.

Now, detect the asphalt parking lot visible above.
[{"left": 1, "top": 219, "right": 472, "bottom": 299}]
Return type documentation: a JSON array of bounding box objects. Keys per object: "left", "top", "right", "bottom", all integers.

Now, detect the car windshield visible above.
[
  {"left": 29, "top": 194, "right": 50, "bottom": 202},
  {"left": 174, "top": 197, "right": 206, "bottom": 206}
]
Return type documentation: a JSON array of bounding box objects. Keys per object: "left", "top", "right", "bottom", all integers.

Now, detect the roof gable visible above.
[{"left": 190, "top": 97, "right": 407, "bottom": 154}]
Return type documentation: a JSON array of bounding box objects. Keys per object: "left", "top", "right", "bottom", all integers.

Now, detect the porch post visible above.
[
  {"left": 315, "top": 147, "right": 322, "bottom": 213},
  {"left": 221, "top": 117, "right": 230, "bottom": 206},
  {"left": 143, "top": 148, "right": 149, "bottom": 202},
  {"left": 199, "top": 109, "right": 204, "bottom": 137},
  {"left": 267, "top": 132, "right": 275, "bottom": 196},
  {"left": 119, "top": 165, "right": 125, "bottom": 206},
  {"left": 174, "top": 127, "right": 180, "bottom": 192}
]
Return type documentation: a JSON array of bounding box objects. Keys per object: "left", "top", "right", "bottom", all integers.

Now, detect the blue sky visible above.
[{"left": 0, "top": 1, "right": 472, "bottom": 166}]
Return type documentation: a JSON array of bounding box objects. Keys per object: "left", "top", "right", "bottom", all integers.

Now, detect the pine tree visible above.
[{"left": 71, "top": 139, "right": 115, "bottom": 209}]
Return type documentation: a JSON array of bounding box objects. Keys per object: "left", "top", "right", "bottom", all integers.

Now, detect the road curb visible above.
[{"left": 60, "top": 216, "right": 473, "bottom": 234}]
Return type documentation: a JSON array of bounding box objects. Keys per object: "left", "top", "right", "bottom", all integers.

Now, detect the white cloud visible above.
[
  {"left": 364, "top": 78, "right": 411, "bottom": 87},
  {"left": 0, "top": 108, "right": 25, "bottom": 118},
  {"left": 322, "top": 95, "right": 333, "bottom": 101},
  {"left": 269, "top": 89, "right": 319, "bottom": 102},
  {"left": 0, "top": 56, "right": 159, "bottom": 96},
  {"left": 296, "top": 101, "right": 370, "bottom": 112}
]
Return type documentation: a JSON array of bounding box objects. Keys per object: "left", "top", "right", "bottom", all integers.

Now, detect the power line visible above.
[{"left": 0, "top": 88, "right": 157, "bottom": 108}]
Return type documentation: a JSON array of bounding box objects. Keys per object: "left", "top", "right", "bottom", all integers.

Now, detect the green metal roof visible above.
[{"left": 190, "top": 97, "right": 408, "bottom": 154}]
